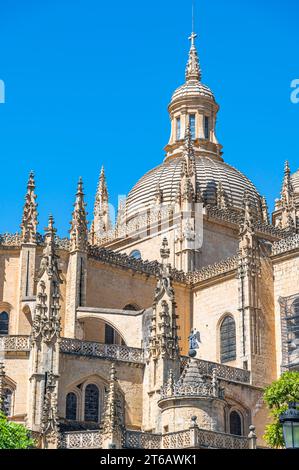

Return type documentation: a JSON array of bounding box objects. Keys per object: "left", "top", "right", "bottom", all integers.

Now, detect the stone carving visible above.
[
  {"left": 20, "top": 171, "right": 38, "bottom": 244},
  {"left": 0, "top": 362, "right": 5, "bottom": 412},
  {"left": 272, "top": 234, "right": 299, "bottom": 256},
  {"left": 186, "top": 256, "right": 239, "bottom": 284},
  {"left": 32, "top": 216, "right": 62, "bottom": 344},
  {"left": 125, "top": 431, "right": 162, "bottom": 449},
  {"left": 69, "top": 178, "right": 88, "bottom": 252},
  {"left": 41, "top": 371, "right": 59, "bottom": 446},
  {"left": 148, "top": 238, "right": 180, "bottom": 360},
  {"left": 102, "top": 364, "right": 124, "bottom": 438},
  {"left": 32, "top": 280, "right": 61, "bottom": 343},
  {"left": 60, "top": 430, "right": 103, "bottom": 449},
  {"left": 180, "top": 356, "right": 250, "bottom": 384},
  {"left": 0, "top": 335, "right": 30, "bottom": 352}
]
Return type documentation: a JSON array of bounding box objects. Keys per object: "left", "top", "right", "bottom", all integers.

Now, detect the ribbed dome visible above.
[
  {"left": 171, "top": 79, "right": 215, "bottom": 104},
  {"left": 126, "top": 156, "right": 262, "bottom": 220}
]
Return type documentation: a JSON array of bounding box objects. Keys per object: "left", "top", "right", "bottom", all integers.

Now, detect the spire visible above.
[
  {"left": 32, "top": 215, "right": 62, "bottom": 344},
  {"left": 102, "top": 363, "right": 124, "bottom": 447},
  {"left": 281, "top": 160, "right": 294, "bottom": 208},
  {"left": 92, "top": 166, "right": 111, "bottom": 241},
  {"left": 185, "top": 31, "right": 201, "bottom": 82},
  {"left": 261, "top": 196, "right": 270, "bottom": 225},
  {"left": 20, "top": 171, "right": 38, "bottom": 244},
  {"left": 148, "top": 238, "right": 180, "bottom": 360},
  {"left": 70, "top": 177, "right": 88, "bottom": 252}
]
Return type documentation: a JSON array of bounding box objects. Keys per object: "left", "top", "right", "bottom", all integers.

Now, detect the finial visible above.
[
  {"left": 185, "top": 1, "right": 201, "bottom": 82},
  {"left": 47, "top": 214, "right": 55, "bottom": 232},
  {"left": 284, "top": 160, "right": 290, "bottom": 175}
]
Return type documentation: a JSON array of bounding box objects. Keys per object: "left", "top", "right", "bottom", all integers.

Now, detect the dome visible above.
[
  {"left": 171, "top": 79, "right": 215, "bottom": 104},
  {"left": 125, "top": 155, "right": 262, "bottom": 221}
]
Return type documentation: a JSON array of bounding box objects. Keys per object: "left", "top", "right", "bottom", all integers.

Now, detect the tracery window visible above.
[
  {"left": 84, "top": 384, "right": 99, "bottom": 422},
  {"left": 220, "top": 315, "right": 236, "bottom": 363},
  {"left": 0, "top": 311, "right": 9, "bottom": 335},
  {"left": 229, "top": 410, "right": 242, "bottom": 436},
  {"left": 189, "top": 114, "right": 196, "bottom": 139},
  {"left": 66, "top": 392, "right": 77, "bottom": 421},
  {"left": 3, "top": 388, "right": 13, "bottom": 417}
]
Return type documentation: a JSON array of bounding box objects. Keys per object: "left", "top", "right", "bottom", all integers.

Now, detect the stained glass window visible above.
[
  {"left": 84, "top": 384, "right": 99, "bottom": 422},
  {"left": 220, "top": 316, "right": 236, "bottom": 363},
  {"left": 230, "top": 410, "right": 242, "bottom": 436},
  {"left": 0, "top": 312, "right": 9, "bottom": 335},
  {"left": 66, "top": 392, "right": 77, "bottom": 420}
]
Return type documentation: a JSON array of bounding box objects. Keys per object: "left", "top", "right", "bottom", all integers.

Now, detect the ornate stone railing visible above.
[
  {"left": 0, "top": 335, "right": 30, "bottom": 352},
  {"left": 59, "top": 430, "right": 102, "bottom": 449},
  {"left": 60, "top": 338, "right": 145, "bottom": 364},
  {"left": 186, "top": 256, "right": 239, "bottom": 284},
  {"left": 0, "top": 233, "right": 22, "bottom": 247},
  {"left": 125, "top": 430, "right": 162, "bottom": 449},
  {"left": 272, "top": 234, "right": 299, "bottom": 256},
  {"left": 195, "top": 428, "right": 249, "bottom": 449},
  {"left": 163, "top": 430, "right": 192, "bottom": 449},
  {"left": 88, "top": 245, "right": 186, "bottom": 283},
  {"left": 180, "top": 357, "right": 250, "bottom": 384},
  {"left": 162, "top": 428, "right": 249, "bottom": 449}
]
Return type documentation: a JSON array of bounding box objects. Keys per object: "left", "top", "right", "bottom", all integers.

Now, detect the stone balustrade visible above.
[
  {"left": 60, "top": 337, "right": 145, "bottom": 364},
  {"left": 272, "top": 234, "right": 299, "bottom": 256},
  {"left": 163, "top": 427, "right": 249, "bottom": 449},
  {"left": 125, "top": 430, "right": 162, "bottom": 449},
  {"left": 180, "top": 356, "right": 250, "bottom": 384},
  {"left": 0, "top": 335, "right": 30, "bottom": 352},
  {"left": 59, "top": 430, "right": 103, "bottom": 449}
]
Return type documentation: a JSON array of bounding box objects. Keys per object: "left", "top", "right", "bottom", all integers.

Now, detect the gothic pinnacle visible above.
[
  {"left": 20, "top": 170, "right": 38, "bottom": 244},
  {"left": 70, "top": 177, "right": 88, "bottom": 252}
]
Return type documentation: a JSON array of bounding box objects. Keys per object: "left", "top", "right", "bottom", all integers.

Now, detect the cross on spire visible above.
[{"left": 189, "top": 31, "right": 197, "bottom": 47}]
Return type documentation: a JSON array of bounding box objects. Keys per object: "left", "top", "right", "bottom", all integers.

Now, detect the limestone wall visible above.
[{"left": 58, "top": 355, "right": 144, "bottom": 429}]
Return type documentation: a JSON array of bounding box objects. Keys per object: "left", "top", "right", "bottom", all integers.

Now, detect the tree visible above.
[
  {"left": 263, "top": 371, "right": 299, "bottom": 448},
  {"left": 0, "top": 411, "right": 35, "bottom": 449}
]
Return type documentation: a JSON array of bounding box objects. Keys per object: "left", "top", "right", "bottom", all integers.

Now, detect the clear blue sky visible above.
[{"left": 0, "top": 0, "right": 298, "bottom": 236}]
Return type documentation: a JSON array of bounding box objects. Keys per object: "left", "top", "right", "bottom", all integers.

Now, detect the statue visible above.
[{"left": 188, "top": 329, "right": 200, "bottom": 357}]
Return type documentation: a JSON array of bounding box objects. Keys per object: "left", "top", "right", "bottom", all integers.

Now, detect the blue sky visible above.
[{"left": 0, "top": 0, "right": 298, "bottom": 236}]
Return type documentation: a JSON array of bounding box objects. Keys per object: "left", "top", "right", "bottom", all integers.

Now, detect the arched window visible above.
[
  {"left": 220, "top": 315, "right": 236, "bottom": 363},
  {"left": 0, "top": 312, "right": 9, "bottom": 335},
  {"left": 3, "top": 388, "right": 13, "bottom": 417},
  {"left": 66, "top": 392, "right": 77, "bottom": 421},
  {"left": 129, "top": 250, "right": 141, "bottom": 260},
  {"left": 84, "top": 384, "right": 99, "bottom": 422},
  {"left": 229, "top": 410, "right": 242, "bottom": 436},
  {"left": 291, "top": 298, "right": 299, "bottom": 340}
]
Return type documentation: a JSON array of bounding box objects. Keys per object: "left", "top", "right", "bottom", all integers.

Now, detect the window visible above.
[
  {"left": 129, "top": 250, "right": 141, "bottom": 260},
  {"left": 291, "top": 298, "right": 299, "bottom": 340},
  {"left": 176, "top": 117, "right": 181, "bottom": 141},
  {"left": 220, "top": 316, "right": 236, "bottom": 363},
  {"left": 229, "top": 410, "right": 242, "bottom": 436},
  {"left": 204, "top": 116, "right": 210, "bottom": 140},
  {"left": 189, "top": 114, "right": 196, "bottom": 139},
  {"left": 105, "top": 324, "right": 115, "bottom": 344},
  {"left": 66, "top": 392, "right": 77, "bottom": 421},
  {"left": 3, "top": 388, "right": 12, "bottom": 417},
  {"left": 0, "top": 312, "right": 9, "bottom": 335},
  {"left": 84, "top": 384, "right": 99, "bottom": 422}
]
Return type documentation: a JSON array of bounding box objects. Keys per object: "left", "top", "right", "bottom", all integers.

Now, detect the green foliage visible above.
[
  {"left": 263, "top": 371, "right": 299, "bottom": 448},
  {"left": 0, "top": 411, "right": 35, "bottom": 449}
]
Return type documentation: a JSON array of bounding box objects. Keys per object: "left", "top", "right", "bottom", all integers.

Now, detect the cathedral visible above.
[{"left": 1, "top": 30, "right": 299, "bottom": 450}]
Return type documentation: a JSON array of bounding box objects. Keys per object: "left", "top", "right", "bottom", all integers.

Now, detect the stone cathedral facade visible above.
[{"left": 1, "top": 32, "right": 299, "bottom": 450}]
